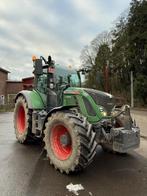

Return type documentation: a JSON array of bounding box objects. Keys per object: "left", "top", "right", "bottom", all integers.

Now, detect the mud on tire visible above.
[{"left": 44, "top": 111, "right": 97, "bottom": 174}]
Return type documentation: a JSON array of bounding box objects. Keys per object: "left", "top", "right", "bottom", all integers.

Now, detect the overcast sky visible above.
[{"left": 0, "top": 0, "right": 131, "bottom": 80}]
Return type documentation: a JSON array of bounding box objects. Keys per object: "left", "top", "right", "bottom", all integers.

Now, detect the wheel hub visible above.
[
  {"left": 60, "top": 133, "right": 71, "bottom": 147},
  {"left": 17, "top": 105, "right": 25, "bottom": 134},
  {"left": 51, "top": 125, "right": 72, "bottom": 160}
]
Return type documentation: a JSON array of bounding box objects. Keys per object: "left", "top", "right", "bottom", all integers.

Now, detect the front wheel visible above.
[{"left": 44, "top": 112, "right": 97, "bottom": 174}]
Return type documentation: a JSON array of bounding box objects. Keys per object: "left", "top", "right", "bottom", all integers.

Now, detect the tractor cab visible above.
[{"left": 32, "top": 55, "right": 83, "bottom": 110}]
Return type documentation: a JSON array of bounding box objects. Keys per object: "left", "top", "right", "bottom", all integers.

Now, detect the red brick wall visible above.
[
  {"left": 0, "top": 71, "right": 8, "bottom": 96},
  {"left": 6, "top": 81, "right": 23, "bottom": 103},
  {"left": 6, "top": 81, "right": 23, "bottom": 95}
]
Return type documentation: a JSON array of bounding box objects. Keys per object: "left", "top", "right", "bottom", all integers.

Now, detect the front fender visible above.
[{"left": 15, "top": 90, "right": 45, "bottom": 109}]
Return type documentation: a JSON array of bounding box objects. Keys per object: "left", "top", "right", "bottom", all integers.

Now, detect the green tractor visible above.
[{"left": 14, "top": 55, "right": 140, "bottom": 174}]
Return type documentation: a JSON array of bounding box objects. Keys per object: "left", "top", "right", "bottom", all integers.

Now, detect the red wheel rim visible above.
[
  {"left": 51, "top": 125, "right": 72, "bottom": 160},
  {"left": 17, "top": 105, "right": 25, "bottom": 134}
]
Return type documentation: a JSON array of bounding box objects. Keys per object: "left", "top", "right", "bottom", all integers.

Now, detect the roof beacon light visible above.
[{"left": 32, "top": 55, "right": 37, "bottom": 62}]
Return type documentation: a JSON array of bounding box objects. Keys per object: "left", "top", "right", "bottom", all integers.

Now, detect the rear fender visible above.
[{"left": 15, "top": 90, "right": 45, "bottom": 109}]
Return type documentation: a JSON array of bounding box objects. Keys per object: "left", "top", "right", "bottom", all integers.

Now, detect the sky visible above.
[{"left": 0, "top": 0, "right": 131, "bottom": 80}]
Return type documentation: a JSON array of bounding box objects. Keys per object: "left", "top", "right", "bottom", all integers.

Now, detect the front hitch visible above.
[
  {"left": 110, "top": 126, "right": 140, "bottom": 153},
  {"left": 94, "top": 104, "right": 140, "bottom": 153}
]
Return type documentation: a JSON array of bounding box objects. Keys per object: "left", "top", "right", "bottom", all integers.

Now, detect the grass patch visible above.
[{"left": 0, "top": 104, "right": 14, "bottom": 112}]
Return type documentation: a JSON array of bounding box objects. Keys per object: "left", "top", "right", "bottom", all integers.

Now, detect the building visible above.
[
  {"left": 6, "top": 81, "right": 23, "bottom": 104},
  {"left": 0, "top": 67, "right": 35, "bottom": 105},
  {"left": 0, "top": 67, "right": 10, "bottom": 104},
  {"left": 0, "top": 67, "right": 23, "bottom": 105},
  {"left": 22, "top": 76, "right": 34, "bottom": 90}
]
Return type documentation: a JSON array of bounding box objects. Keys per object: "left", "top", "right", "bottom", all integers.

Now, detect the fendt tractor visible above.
[{"left": 14, "top": 55, "right": 140, "bottom": 174}]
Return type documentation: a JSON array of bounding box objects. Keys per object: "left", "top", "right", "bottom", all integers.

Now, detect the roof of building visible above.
[
  {"left": 22, "top": 76, "right": 34, "bottom": 81},
  {"left": 0, "top": 67, "right": 10, "bottom": 73}
]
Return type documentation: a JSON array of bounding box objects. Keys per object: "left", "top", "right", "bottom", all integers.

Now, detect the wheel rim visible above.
[
  {"left": 17, "top": 105, "right": 26, "bottom": 134},
  {"left": 51, "top": 125, "right": 72, "bottom": 160}
]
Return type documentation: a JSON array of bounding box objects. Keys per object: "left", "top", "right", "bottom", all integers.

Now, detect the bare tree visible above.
[
  {"left": 80, "top": 31, "right": 112, "bottom": 68},
  {"left": 91, "top": 31, "right": 112, "bottom": 52},
  {"left": 80, "top": 45, "right": 95, "bottom": 68}
]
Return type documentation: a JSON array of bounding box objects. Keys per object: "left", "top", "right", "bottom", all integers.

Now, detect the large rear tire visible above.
[
  {"left": 44, "top": 112, "right": 97, "bottom": 174},
  {"left": 14, "top": 96, "right": 32, "bottom": 144}
]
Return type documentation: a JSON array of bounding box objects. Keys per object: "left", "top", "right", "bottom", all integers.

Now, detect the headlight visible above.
[
  {"left": 99, "top": 106, "right": 107, "bottom": 117},
  {"left": 49, "top": 83, "right": 54, "bottom": 89},
  {"left": 102, "top": 111, "right": 107, "bottom": 117}
]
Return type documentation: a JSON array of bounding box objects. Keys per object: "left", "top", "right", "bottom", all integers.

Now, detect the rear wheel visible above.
[
  {"left": 14, "top": 96, "right": 32, "bottom": 143},
  {"left": 44, "top": 112, "right": 97, "bottom": 174}
]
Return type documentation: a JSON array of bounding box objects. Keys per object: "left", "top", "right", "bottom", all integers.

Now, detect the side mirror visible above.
[
  {"left": 59, "top": 76, "right": 63, "bottom": 84},
  {"left": 34, "top": 59, "right": 43, "bottom": 75},
  {"left": 67, "top": 74, "right": 71, "bottom": 84},
  {"left": 82, "top": 70, "right": 85, "bottom": 75}
]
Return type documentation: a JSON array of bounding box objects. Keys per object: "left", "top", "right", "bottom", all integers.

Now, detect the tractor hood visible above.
[
  {"left": 64, "top": 87, "right": 116, "bottom": 113},
  {"left": 83, "top": 88, "right": 116, "bottom": 113}
]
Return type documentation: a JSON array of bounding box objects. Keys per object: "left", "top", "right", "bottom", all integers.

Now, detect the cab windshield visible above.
[
  {"left": 55, "top": 65, "right": 82, "bottom": 87},
  {"left": 69, "top": 73, "right": 81, "bottom": 87}
]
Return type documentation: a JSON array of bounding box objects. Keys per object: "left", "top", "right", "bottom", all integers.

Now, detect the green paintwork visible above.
[
  {"left": 63, "top": 87, "right": 105, "bottom": 124},
  {"left": 16, "top": 90, "right": 46, "bottom": 109},
  {"left": 30, "top": 90, "right": 46, "bottom": 109},
  {"left": 30, "top": 85, "right": 106, "bottom": 124}
]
